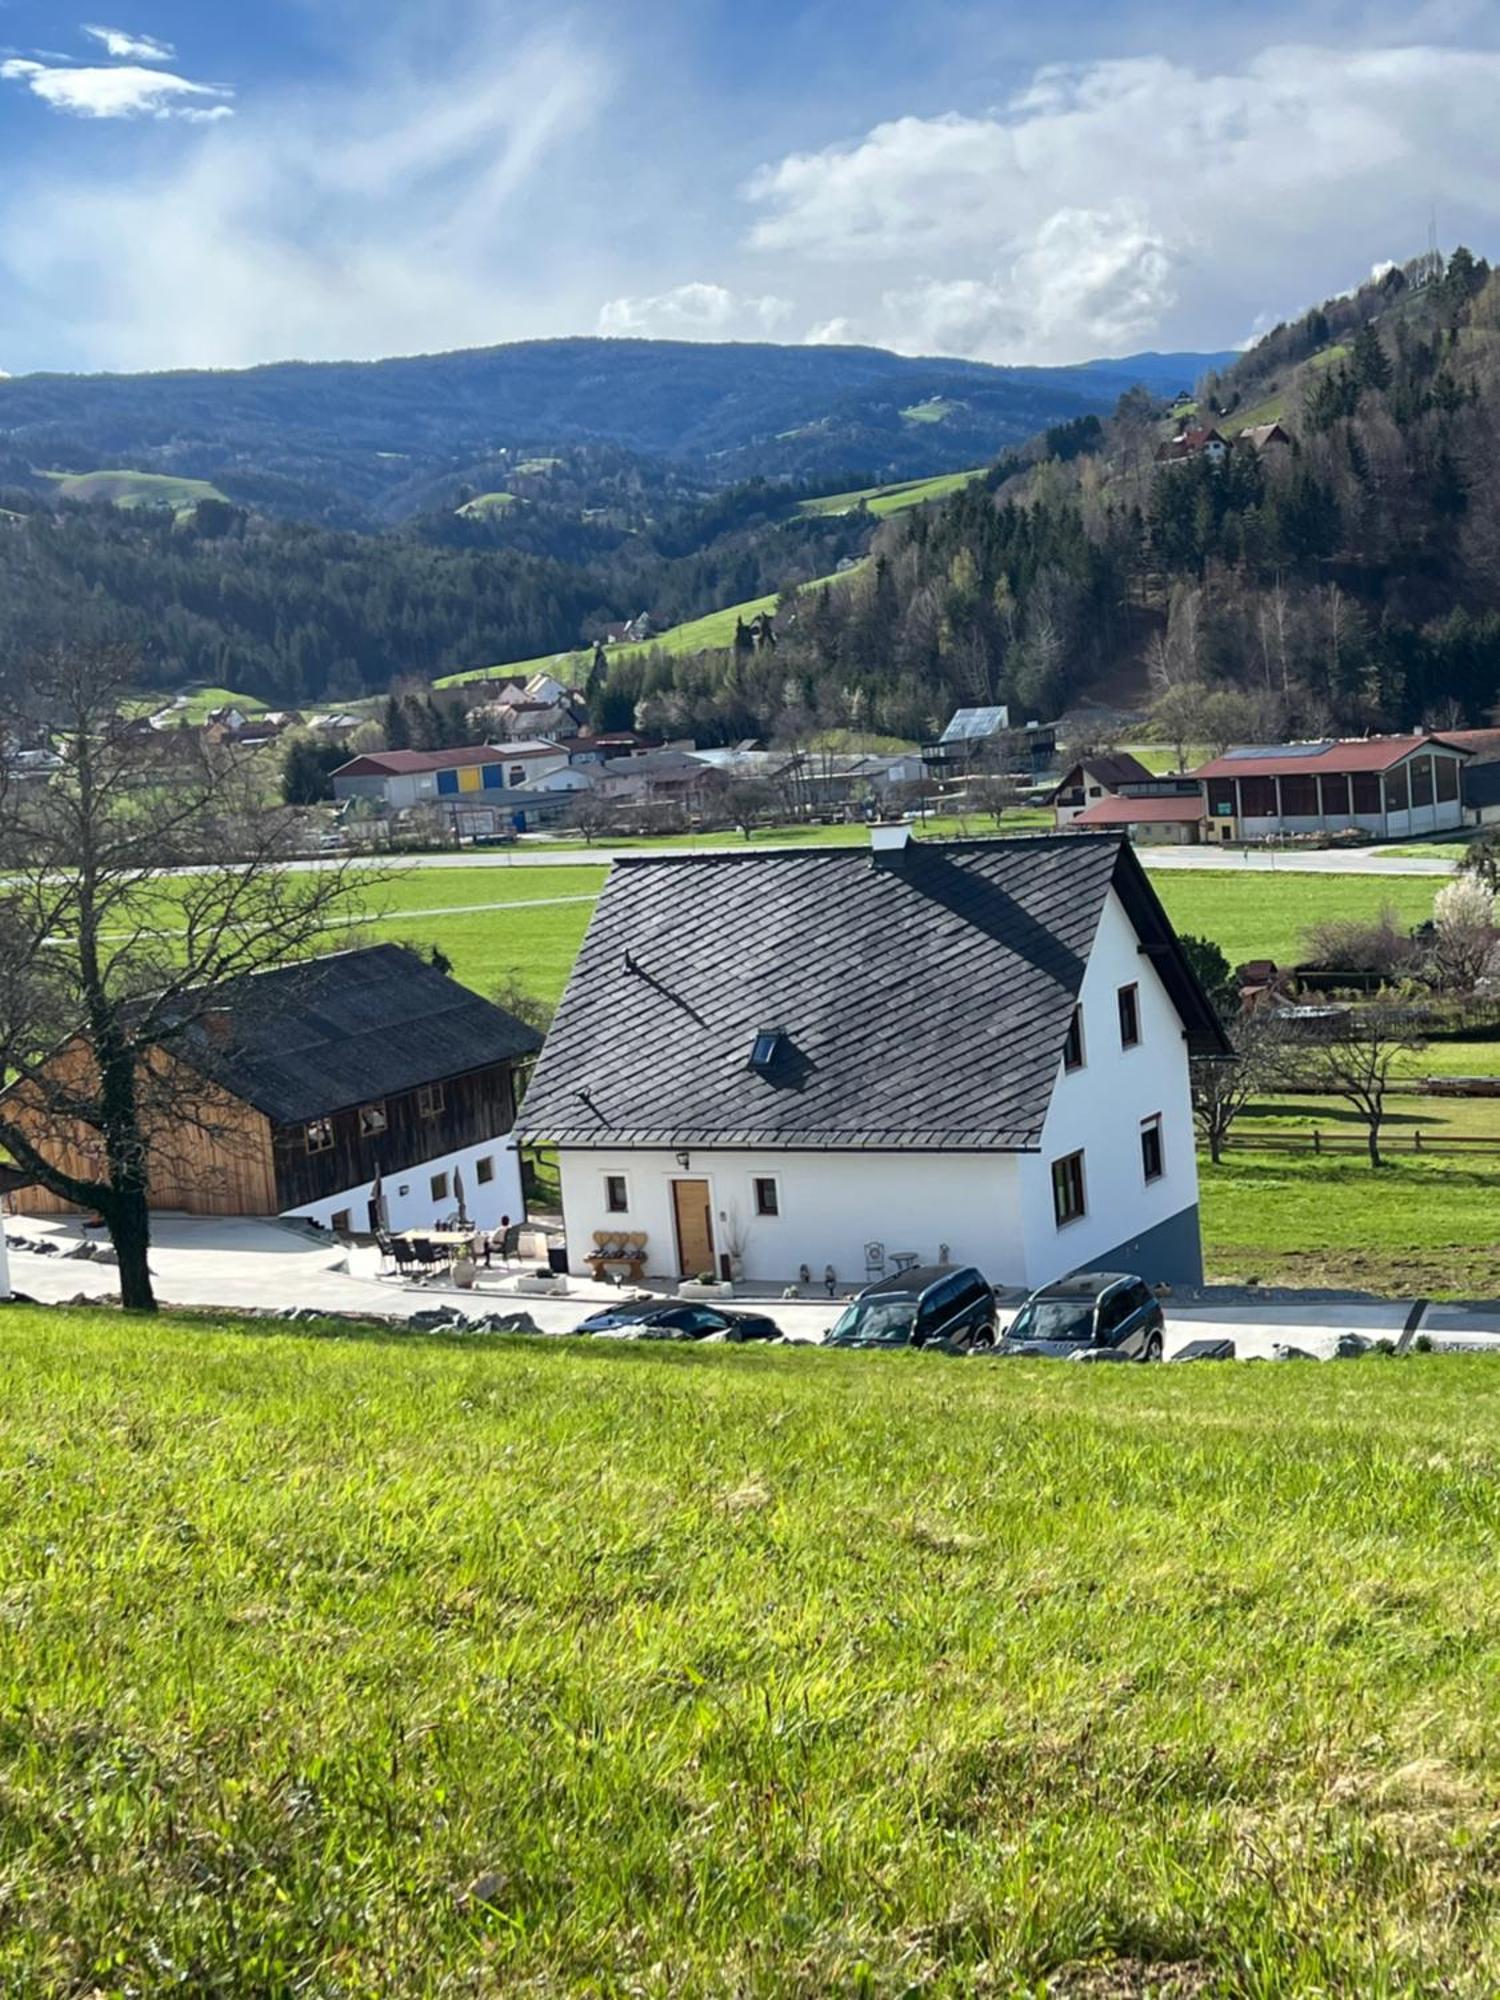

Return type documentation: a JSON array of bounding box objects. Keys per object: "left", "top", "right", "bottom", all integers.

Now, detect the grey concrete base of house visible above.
[{"left": 1086, "top": 1203, "right": 1203, "bottom": 1289}]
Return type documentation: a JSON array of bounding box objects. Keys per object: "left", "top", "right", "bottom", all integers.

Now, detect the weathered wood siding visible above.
[
  {"left": 270, "top": 1062, "right": 519, "bottom": 1212},
  {"left": 6, "top": 1043, "right": 278, "bottom": 1217}
]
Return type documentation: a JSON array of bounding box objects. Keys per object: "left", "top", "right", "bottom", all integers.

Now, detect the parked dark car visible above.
[
  {"left": 998, "top": 1272, "right": 1164, "bottom": 1361},
  {"left": 573, "top": 1301, "right": 782, "bottom": 1342},
  {"left": 822, "top": 1265, "right": 996, "bottom": 1352}
]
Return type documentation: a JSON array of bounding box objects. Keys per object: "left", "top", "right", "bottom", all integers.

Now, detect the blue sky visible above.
[{"left": 1, "top": 0, "right": 1499, "bottom": 375}]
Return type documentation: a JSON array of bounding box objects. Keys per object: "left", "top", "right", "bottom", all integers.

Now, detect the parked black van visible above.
[{"left": 822, "top": 1264, "right": 996, "bottom": 1351}]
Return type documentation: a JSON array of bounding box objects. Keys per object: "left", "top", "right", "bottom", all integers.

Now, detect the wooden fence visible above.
[{"left": 1224, "top": 1130, "right": 1500, "bottom": 1156}]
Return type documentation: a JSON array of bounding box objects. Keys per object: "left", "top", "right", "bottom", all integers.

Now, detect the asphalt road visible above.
[
  {"left": 7, "top": 1215, "right": 1497, "bottom": 1362},
  {"left": 329, "top": 838, "right": 1462, "bottom": 879}
]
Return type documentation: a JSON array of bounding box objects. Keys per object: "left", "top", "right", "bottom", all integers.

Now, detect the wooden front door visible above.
[{"left": 671, "top": 1179, "right": 715, "bottom": 1277}]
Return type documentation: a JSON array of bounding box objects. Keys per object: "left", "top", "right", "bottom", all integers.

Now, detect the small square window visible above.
[
  {"left": 305, "top": 1118, "right": 333, "bottom": 1154},
  {"left": 418, "top": 1083, "right": 445, "bottom": 1119},
  {"left": 430, "top": 1171, "right": 449, "bottom": 1203},
  {"left": 1051, "top": 1150, "right": 1086, "bottom": 1227},
  {"left": 1141, "top": 1115, "right": 1164, "bottom": 1183},
  {"left": 330, "top": 1209, "right": 353, "bottom": 1235},
  {"left": 476, "top": 1156, "right": 495, "bottom": 1186},
  {"left": 1118, "top": 983, "right": 1141, "bottom": 1050},
  {"left": 359, "top": 1102, "right": 387, "bottom": 1137},
  {"left": 605, "top": 1174, "right": 629, "bottom": 1214},
  {"left": 1062, "top": 1006, "right": 1085, "bottom": 1071},
  {"left": 753, "top": 1176, "right": 780, "bottom": 1218}
]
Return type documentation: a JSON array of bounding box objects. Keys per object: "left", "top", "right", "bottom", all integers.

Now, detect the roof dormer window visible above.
[{"left": 749, "top": 1029, "right": 784, "bottom": 1073}]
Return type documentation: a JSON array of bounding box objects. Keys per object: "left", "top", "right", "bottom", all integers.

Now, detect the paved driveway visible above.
[{"left": 8, "top": 1214, "right": 1500, "bottom": 1361}]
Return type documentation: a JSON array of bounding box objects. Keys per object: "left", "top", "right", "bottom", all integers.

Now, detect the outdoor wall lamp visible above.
[{"left": 674, "top": 1150, "right": 691, "bottom": 1169}]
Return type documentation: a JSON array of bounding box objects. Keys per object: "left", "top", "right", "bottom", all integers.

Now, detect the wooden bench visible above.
[{"left": 586, "top": 1230, "right": 648, "bottom": 1282}]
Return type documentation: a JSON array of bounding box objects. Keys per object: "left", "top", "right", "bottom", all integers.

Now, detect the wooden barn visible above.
[{"left": 4, "top": 945, "right": 542, "bottom": 1234}]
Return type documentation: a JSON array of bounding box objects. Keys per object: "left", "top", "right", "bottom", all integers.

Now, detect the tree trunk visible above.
[
  {"left": 1209, "top": 1129, "right": 1223, "bottom": 1166},
  {"left": 1367, "top": 1124, "right": 1383, "bottom": 1169},
  {"left": 107, "top": 1189, "right": 156, "bottom": 1313}
]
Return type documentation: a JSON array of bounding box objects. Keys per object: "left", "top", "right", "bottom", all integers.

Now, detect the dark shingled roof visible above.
[
  {"left": 518, "top": 835, "right": 1227, "bottom": 1154},
  {"left": 164, "top": 943, "right": 542, "bottom": 1127}
]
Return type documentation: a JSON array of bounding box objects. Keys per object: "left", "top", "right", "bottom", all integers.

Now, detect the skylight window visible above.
[{"left": 749, "top": 1029, "right": 784, "bottom": 1073}]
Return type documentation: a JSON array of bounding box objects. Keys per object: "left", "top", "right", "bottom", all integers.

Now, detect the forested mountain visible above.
[
  {"left": 585, "top": 249, "right": 1500, "bottom": 746},
  {"left": 0, "top": 338, "right": 1229, "bottom": 525}
]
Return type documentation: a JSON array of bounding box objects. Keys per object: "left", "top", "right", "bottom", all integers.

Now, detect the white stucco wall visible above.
[
  {"left": 1018, "top": 886, "right": 1200, "bottom": 1287},
  {"left": 556, "top": 1147, "right": 1025, "bottom": 1288},
  {"left": 282, "top": 1135, "right": 525, "bottom": 1235}
]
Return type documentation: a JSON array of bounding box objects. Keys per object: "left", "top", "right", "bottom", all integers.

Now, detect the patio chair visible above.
[
  {"left": 410, "top": 1236, "right": 446, "bottom": 1276},
  {"left": 389, "top": 1238, "right": 419, "bottom": 1280}
]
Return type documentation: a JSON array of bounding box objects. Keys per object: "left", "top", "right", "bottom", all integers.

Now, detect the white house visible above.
[{"left": 518, "top": 829, "right": 1228, "bottom": 1291}]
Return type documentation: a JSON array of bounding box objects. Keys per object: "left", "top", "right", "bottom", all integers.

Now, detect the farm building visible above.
[
  {"left": 519, "top": 830, "right": 1228, "bottom": 1292},
  {"left": 331, "top": 742, "right": 569, "bottom": 813},
  {"left": 1194, "top": 735, "right": 1470, "bottom": 841},
  {"left": 1051, "top": 752, "right": 1158, "bottom": 826},
  {"left": 3, "top": 946, "right": 541, "bottom": 1235}
]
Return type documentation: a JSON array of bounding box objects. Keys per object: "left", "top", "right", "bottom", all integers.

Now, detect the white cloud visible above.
[
  {"left": 597, "top": 281, "right": 792, "bottom": 340},
  {"left": 803, "top": 316, "right": 856, "bottom": 346},
  {"left": 81, "top": 25, "right": 176, "bottom": 62},
  {"left": 0, "top": 56, "right": 231, "bottom": 119},
  {"left": 743, "top": 46, "right": 1500, "bottom": 362},
  {"left": 0, "top": 19, "right": 612, "bottom": 369}
]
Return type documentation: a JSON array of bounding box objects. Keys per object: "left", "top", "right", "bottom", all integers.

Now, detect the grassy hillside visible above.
[
  {"left": 434, "top": 560, "right": 868, "bottom": 689},
  {"left": 40, "top": 468, "right": 230, "bottom": 509},
  {"left": 5, "top": 1303, "right": 1500, "bottom": 1992},
  {"left": 797, "top": 468, "right": 984, "bottom": 518},
  {"left": 454, "top": 490, "right": 519, "bottom": 519}
]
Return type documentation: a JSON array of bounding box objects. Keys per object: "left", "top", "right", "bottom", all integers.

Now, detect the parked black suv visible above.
[
  {"left": 822, "top": 1265, "right": 997, "bottom": 1352},
  {"left": 999, "top": 1272, "right": 1164, "bottom": 1361}
]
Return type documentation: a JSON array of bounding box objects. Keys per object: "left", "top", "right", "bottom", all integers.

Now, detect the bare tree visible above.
[
  {"left": 1191, "top": 1014, "right": 1274, "bottom": 1165},
  {"left": 1271, "top": 1009, "right": 1423, "bottom": 1167},
  {"left": 0, "top": 647, "right": 378, "bottom": 1311}
]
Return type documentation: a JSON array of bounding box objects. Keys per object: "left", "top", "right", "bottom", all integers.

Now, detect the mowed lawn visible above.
[{"left": 11, "top": 1309, "right": 1500, "bottom": 1991}]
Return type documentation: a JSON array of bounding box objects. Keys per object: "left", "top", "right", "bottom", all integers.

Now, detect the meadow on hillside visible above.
[{"left": 5, "top": 1306, "right": 1500, "bottom": 1993}]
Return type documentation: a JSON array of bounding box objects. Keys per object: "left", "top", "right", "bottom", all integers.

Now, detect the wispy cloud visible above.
[
  {"left": 0, "top": 15, "right": 612, "bottom": 369},
  {"left": 0, "top": 56, "right": 231, "bottom": 120},
  {"left": 598, "top": 282, "right": 792, "bottom": 340},
  {"left": 81, "top": 25, "right": 175, "bottom": 63}
]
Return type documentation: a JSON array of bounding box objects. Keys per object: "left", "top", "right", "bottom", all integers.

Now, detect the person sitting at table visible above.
[{"left": 483, "top": 1215, "right": 516, "bottom": 1268}]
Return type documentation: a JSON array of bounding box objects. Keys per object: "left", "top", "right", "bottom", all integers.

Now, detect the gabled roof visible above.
[
  {"left": 1073, "top": 792, "right": 1205, "bottom": 825},
  {"left": 333, "top": 741, "right": 562, "bottom": 778},
  {"left": 1195, "top": 734, "right": 1470, "bottom": 781},
  {"left": 939, "top": 706, "right": 1009, "bottom": 744},
  {"left": 518, "top": 835, "right": 1227, "bottom": 1155},
  {"left": 1057, "top": 752, "right": 1156, "bottom": 793},
  {"left": 161, "top": 944, "right": 543, "bottom": 1126}
]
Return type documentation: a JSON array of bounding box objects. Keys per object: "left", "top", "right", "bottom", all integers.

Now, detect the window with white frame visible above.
[
  {"left": 358, "top": 1102, "right": 387, "bottom": 1137},
  {"left": 305, "top": 1117, "right": 334, "bottom": 1154}
]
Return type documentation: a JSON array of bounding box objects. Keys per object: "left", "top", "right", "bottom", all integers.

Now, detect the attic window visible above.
[{"left": 749, "top": 1029, "right": 784, "bottom": 1073}]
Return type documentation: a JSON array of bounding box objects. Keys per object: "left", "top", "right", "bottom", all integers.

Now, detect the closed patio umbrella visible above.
[
  {"left": 369, "top": 1165, "right": 389, "bottom": 1234},
  {"left": 453, "top": 1166, "right": 469, "bottom": 1230}
]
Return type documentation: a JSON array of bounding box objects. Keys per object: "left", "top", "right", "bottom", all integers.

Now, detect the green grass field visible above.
[
  {"left": 433, "top": 563, "right": 869, "bottom": 689},
  {"left": 899, "top": 395, "right": 959, "bottom": 423},
  {"left": 142, "top": 685, "right": 269, "bottom": 724},
  {"left": 40, "top": 468, "right": 230, "bottom": 510},
  {"left": 797, "top": 469, "right": 983, "bottom": 518},
  {"left": 8, "top": 1305, "right": 1500, "bottom": 1991},
  {"left": 1151, "top": 869, "right": 1440, "bottom": 967},
  {"left": 455, "top": 491, "right": 519, "bottom": 519}
]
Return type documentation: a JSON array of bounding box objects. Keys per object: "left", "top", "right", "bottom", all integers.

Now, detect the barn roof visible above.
[
  {"left": 518, "top": 834, "right": 1227, "bottom": 1155},
  {"left": 1194, "top": 735, "right": 1470, "bottom": 781},
  {"left": 163, "top": 944, "right": 542, "bottom": 1126}
]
